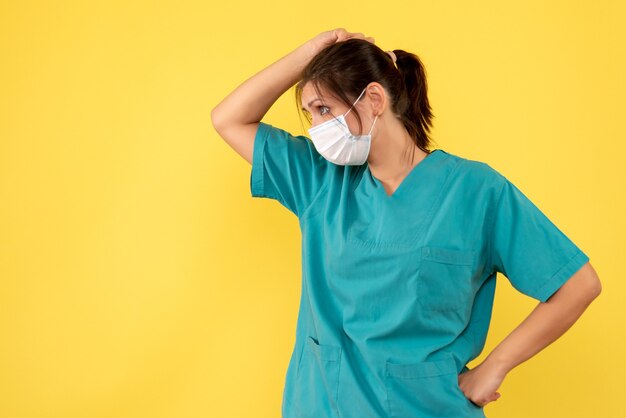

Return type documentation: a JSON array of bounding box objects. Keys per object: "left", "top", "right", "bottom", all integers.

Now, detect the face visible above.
[{"left": 300, "top": 82, "right": 366, "bottom": 133}]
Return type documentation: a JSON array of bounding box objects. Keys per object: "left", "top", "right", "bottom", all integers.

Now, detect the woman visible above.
[{"left": 211, "top": 28, "right": 602, "bottom": 418}]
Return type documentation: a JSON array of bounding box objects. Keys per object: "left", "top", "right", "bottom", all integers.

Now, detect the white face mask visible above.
[{"left": 307, "top": 86, "right": 378, "bottom": 166}]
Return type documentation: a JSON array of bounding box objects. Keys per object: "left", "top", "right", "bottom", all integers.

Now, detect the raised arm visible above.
[{"left": 210, "top": 29, "right": 375, "bottom": 164}]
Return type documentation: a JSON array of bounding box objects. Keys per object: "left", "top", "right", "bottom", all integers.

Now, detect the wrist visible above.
[
  {"left": 299, "top": 40, "right": 322, "bottom": 60},
  {"left": 483, "top": 353, "right": 513, "bottom": 377}
]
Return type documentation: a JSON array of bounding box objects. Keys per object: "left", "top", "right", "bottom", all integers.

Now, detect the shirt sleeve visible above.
[
  {"left": 250, "top": 121, "right": 331, "bottom": 217},
  {"left": 487, "top": 174, "right": 590, "bottom": 302}
]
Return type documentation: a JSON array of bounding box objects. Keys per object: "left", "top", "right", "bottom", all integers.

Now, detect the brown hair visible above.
[{"left": 295, "top": 39, "right": 435, "bottom": 159}]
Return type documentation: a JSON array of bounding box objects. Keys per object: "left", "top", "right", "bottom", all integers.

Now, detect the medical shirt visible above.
[{"left": 249, "top": 121, "right": 590, "bottom": 418}]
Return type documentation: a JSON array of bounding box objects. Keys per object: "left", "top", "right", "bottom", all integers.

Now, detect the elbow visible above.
[
  {"left": 590, "top": 275, "right": 602, "bottom": 299},
  {"left": 565, "top": 262, "right": 602, "bottom": 304},
  {"left": 586, "top": 262, "right": 602, "bottom": 300},
  {"left": 211, "top": 107, "right": 225, "bottom": 133},
  {"left": 580, "top": 272, "right": 602, "bottom": 305}
]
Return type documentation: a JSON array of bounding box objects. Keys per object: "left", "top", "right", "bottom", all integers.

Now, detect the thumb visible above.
[{"left": 491, "top": 392, "right": 502, "bottom": 401}]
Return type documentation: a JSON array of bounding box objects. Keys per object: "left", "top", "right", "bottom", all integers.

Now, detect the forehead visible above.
[{"left": 301, "top": 82, "right": 334, "bottom": 104}]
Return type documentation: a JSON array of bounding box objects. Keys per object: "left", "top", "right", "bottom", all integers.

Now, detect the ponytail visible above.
[{"left": 392, "top": 49, "right": 434, "bottom": 153}]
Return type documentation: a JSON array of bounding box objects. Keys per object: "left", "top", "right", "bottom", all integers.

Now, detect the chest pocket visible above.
[{"left": 418, "top": 246, "right": 478, "bottom": 312}]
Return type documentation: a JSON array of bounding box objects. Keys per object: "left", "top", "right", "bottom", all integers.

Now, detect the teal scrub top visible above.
[{"left": 250, "top": 121, "right": 590, "bottom": 418}]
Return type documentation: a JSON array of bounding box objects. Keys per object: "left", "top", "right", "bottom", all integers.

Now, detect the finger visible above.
[
  {"left": 485, "top": 393, "right": 500, "bottom": 403},
  {"left": 339, "top": 31, "right": 353, "bottom": 42},
  {"left": 333, "top": 28, "right": 347, "bottom": 41}
]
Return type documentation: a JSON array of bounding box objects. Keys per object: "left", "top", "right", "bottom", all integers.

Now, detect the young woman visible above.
[{"left": 211, "top": 28, "right": 602, "bottom": 418}]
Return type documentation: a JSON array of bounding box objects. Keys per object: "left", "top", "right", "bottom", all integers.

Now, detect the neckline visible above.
[{"left": 365, "top": 149, "right": 444, "bottom": 198}]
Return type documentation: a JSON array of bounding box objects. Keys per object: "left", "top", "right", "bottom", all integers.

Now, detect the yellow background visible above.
[{"left": 1, "top": 1, "right": 624, "bottom": 417}]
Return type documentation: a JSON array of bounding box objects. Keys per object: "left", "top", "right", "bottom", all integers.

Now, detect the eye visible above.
[{"left": 318, "top": 106, "right": 330, "bottom": 115}]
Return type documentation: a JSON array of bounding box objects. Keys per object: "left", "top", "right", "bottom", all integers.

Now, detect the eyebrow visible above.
[{"left": 301, "top": 98, "right": 321, "bottom": 111}]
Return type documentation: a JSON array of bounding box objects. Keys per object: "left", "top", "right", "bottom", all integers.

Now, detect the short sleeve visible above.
[
  {"left": 487, "top": 175, "right": 590, "bottom": 302},
  {"left": 250, "top": 121, "right": 330, "bottom": 217}
]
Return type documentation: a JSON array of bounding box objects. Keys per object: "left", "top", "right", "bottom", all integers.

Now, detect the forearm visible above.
[
  {"left": 483, "top": 262, "right": 601, "bottom": 375},
  {"left": 211, "top": 41, "right": 319, "bottom": 127}
]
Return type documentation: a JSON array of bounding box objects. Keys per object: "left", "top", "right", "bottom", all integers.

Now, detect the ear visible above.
[{"left": 365, "top": 82, "right": 388, "bottom": 116}]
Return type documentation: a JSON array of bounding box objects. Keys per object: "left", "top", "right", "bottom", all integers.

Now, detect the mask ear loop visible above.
[
  {"left": 341, "top": 86, "right": 372, "bottom": 136},
  {"left": 346, "top": 114, "right": 378, "bottom": 139},
  {"left": 368, "top": 114, "right": 379, "bottom": 135},
  {"left": 345, "top": 86, "right": 368, "bottom": 117}
]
